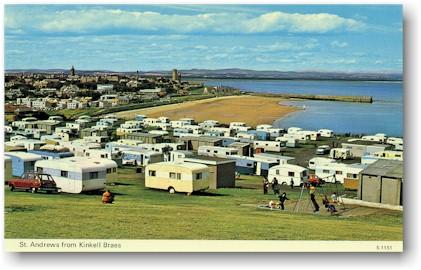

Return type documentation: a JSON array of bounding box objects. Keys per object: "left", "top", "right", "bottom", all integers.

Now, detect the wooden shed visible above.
[
  {"left": 183, "top": 155, "right": 236, "bottom": 189},
  {"left": 358, "top": 159, "right": 403, "bottom": 205}
]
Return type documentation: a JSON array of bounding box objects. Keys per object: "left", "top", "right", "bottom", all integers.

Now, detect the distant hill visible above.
[{"left": 6, "top": 68, "right": 402, "bottom": 81}]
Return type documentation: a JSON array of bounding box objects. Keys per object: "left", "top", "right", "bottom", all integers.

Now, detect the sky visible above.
[{"left": 4, "top": 5, "right": 403, "bottom": 73}]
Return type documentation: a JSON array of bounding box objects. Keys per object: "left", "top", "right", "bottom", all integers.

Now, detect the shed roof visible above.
[
  {"left": 184, "top": 155, "right": 236, "bottom": 165},
  {"left": 361, "top": 159, "right": 403, "bottom": 179},
  {"left": 127, "top": 132, "right": 162, "bottom": 138},
  {"left": 229, "top": 142, "right": 251, "bottom": 148},
  {"left": 180, "top": 136, "right": 222, "bottom": 143},
  {"left": 342, "top": 140, "right": 387, "bottom": 146}
]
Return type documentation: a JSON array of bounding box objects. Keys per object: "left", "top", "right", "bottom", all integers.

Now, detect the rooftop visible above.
[
  {"left": 184, "top": 154, "right": 236, "bottom": 165},
  {"left": 342, "top": 140, "right": 388, "bottom": 146},
  {"left": 361, "top": 159, "right": 403, "bottom": 179},
  {"left": 127, "top": 132, "right": 163, "bottom": 138},
  {"left": 179, "top": 136, "right": 222, "bottom": 143}
]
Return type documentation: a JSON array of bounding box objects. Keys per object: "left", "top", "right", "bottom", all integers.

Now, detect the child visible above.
[
  {"left": 322, "top": 196, "right": 337, "bottom": 214},
  {"left": 269, "top": 200, "right": 276, "bottom": 210},
  {"left": 278, "top": 192, "right": 289, "bottom": 210},
  {"left": 331, "top": 192, "right": 340, "bottom": 205}
]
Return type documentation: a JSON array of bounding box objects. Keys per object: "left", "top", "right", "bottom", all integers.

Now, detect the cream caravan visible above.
[{"left": 145, "top": 162, "right": 209, "bottom": 194}]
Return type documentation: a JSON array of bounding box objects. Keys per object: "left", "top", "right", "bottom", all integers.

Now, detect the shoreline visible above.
[{"left": 115, "top": 95, "right": 300, "bottom": 127}]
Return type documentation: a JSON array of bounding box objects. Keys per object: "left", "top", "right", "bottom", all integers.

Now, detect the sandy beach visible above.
[{"left": 115, "top": 95, "right": 299, "bottom": 127}]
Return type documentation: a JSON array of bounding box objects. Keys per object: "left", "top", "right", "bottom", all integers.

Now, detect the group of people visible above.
[
  {"left": 264, "top": 177, "right": 290, "bottom": 211},
  {"left": 264, "top": 177, "right": 341, "bottom": 214},
  {"left": 263, "top": 177, "right": 295, "bottom": 196}
]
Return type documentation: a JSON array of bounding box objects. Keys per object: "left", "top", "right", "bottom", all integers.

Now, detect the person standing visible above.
[
  {"left": 309, "top": 186, "right": 319, "bottom": 213},
  {"left": 272, "top": 178, "right": 279, "bottom": 195},
  {"left": 290, "top": 178, "right": 295, "bottom": 190},
  {"left": 263, "top": 178, "right": 269, "bottom": 195},
  {"left": 278, "top": 192, "right": 289, "bottom": 210}
]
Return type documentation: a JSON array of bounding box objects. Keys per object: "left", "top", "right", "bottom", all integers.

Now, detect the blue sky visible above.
[{"left": 5, "top": 5, "right": 402, "bottom": 73}]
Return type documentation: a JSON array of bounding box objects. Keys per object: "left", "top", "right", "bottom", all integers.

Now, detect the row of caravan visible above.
[{"left": 5, "top": 152, "right": 117, "bottom": 194}]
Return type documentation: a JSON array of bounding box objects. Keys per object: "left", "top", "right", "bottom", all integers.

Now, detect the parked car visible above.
[
  {"left": 8, "top": 172, "right": 61, "bottom": 193},
  {"left": 316, "top": 145, "right": 331, "bottom": 155}
]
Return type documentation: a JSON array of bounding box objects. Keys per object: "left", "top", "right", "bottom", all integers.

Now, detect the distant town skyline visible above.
[{"left": 5, "top": 5, "right": 403, "bottom": 73}]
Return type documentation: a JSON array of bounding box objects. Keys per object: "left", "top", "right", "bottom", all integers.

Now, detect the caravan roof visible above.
[
  {"left": 148, "top": 161, "right": 208, "bottom": 172},
  {"left": 123, "top": 149, "right": 160, "bottom": 156},
  {"left": 254, "top": 153, "right": 294, "bottom": 161},
  {"left": 84, "top": 157, "right": 117, "bottom": 169},
  {"left": 270, "top": 163, "right": 307, "bottom": 172},
  {"left": 36, "top": 157, "right": 107, "bottom": 172},
  {"left": 5, "top": 152, "right": 43, "bottom": 161}
]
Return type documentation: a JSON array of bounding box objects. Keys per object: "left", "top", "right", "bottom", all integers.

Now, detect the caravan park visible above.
[
  {"left": 4, "top": 108, "right": 403, "bottom": 240},
  {"left": 4, "top": 5, "right": 404, "bottom": 246}
]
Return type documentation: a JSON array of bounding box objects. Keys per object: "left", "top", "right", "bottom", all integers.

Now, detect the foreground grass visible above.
[{"left": 4, "top": 168, "right": 402, "bottom": 240}]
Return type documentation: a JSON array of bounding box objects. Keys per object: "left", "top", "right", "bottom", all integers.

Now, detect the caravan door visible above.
[{"left": 255, "top": 162, "right": 261, "bottom": 176}]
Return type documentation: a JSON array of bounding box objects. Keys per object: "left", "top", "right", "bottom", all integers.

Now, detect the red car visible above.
[{"left": 8, "top": 172, "right": 61, "bottom": 194}]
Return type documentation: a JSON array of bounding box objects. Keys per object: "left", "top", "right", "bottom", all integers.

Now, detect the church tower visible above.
[{"left": 70, "top": 65, "right": 75, "bottom": 76}]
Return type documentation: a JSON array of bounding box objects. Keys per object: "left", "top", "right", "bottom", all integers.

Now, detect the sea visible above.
[{"left": 200, "top": 79, "right": 403, "bottom": 137}]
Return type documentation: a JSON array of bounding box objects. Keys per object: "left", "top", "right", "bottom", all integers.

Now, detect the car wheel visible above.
[
  {"left": 31, "top": 187, "right": 38, "bottom": 193},
  {"left": 10, "top": 185, "right": 15, "bottom": 191},
  {"left": 168, "top": 187, "right": 175, "bottom": 194}
]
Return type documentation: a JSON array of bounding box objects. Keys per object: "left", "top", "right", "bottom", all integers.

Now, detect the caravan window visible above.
[
  {"left": 288, "top": 171, "right": 295, "bottom": 177},
  {"left": 113, "top": 168, "right": 117, "bottom": 173},
  {"left": 169, "top": 172, "right": 181, "bottom": 180},
  {"left": 196, "top": 173, "right": 202, "bottom": 180},
  {"left": 107, "top": 168, "right": 112, "bottom": 174},
  {"left": 323, "top": 169, "right": 330, "bottom": 174},
  {"left": 336, "top": 171, "right": 343, "bottom": 175},
  {"left": 149, "top": 170, "right": 156, "bottom": 177},
  {"left": 90, "top": 172, "right": 99, "bottom": 179},
  {"left": 61, "top": 171, "right": 68, "bottom": 177},
  {"left": 276, "top": 170, "right": 279, "bottom": 175},
  {"left": 347, "top": 173, "right": 358, "bottom": 179}
]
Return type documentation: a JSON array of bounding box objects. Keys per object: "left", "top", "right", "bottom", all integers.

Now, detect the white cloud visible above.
[
  {"left": 252, "top": 39, "right": 319, "bottom": 52},
  {"left": 330, "top": 40, "right": 349, "bottom": 48},
  {"left": 5, "top": 8, "right": 365, "bottom": 34},
  {"left": 245, "top": 12, "right": 364, "bottom": 33}
]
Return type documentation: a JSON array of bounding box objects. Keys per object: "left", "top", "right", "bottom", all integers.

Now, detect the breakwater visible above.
[{"left": 251, "top": 92, "right": 373, "bottom": 103}]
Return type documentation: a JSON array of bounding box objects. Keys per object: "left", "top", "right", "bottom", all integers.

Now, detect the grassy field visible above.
[{"left": 5, "top": 167, "right": 402, "bottom": 240}]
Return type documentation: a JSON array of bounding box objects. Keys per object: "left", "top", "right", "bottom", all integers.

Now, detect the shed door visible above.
[
  {"left": 361, "top": 174, "right": 381, "bottom": 203},
  {"left": 381, "top": 177, "right": 402, "bottom": 205}
]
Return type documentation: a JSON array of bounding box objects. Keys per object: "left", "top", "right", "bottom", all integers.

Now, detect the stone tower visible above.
[
  {"left": 70, "top": 65, "right": 75, "bottom": 76},
  {"left": 172, "top": 69, "right": 180, "bottom": 81}
]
